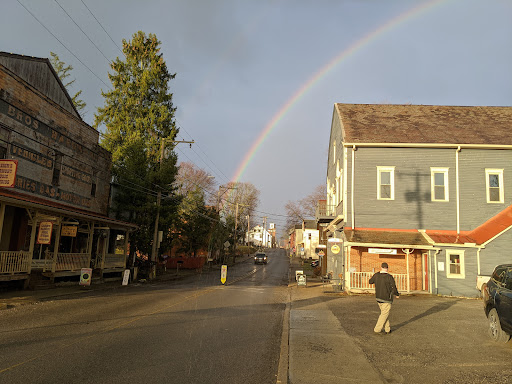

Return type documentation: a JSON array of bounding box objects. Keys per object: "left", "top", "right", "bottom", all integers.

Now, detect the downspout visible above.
[
  {"left": 456, "top": 146, "right": 461, "bottom": 234},
  {"left": 477, "top": 247, "right": 481, "bottom": 275},
  {"left": 351, "top": 145, "right": 356, "bottom": 229}
]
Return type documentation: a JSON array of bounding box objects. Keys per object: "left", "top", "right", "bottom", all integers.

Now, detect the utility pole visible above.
[
  {"left": 262, "top": 216, "right": 267, "bottom": 248},
  {"left": 246, "top": 214, "right": 250, "bottom": 245},
  {"left": 150, "top": 139, "right": 194, "bottom": 280}
]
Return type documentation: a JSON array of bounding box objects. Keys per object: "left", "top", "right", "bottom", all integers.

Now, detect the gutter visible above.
[{"left": 343, "top": 142, "right": 512, "bottom": 150}]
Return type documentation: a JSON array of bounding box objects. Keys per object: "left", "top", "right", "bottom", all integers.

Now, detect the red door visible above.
[{"left": 423, "top": 253, "right": 429, "bottom": 291}]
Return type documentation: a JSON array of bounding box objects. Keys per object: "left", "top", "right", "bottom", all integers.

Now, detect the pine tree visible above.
[
  {"left": 95, "top": 31, "right": 179, "bottom": 259},
  {"left": 49, "top": 52, "right": 86, "bottom": 114}
]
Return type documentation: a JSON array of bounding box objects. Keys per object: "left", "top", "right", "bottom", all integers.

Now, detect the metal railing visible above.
[
  {"left": 0, "top": 251, "right": 31, "bottom": 274},
  {"left": 350, "top": 272, "right": 408, "bottom": 292},
  {"left": 316, "top": 202, "right": 338, "bottom": 218}
]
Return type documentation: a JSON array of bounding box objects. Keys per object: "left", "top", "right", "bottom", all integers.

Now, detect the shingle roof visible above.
[
  {"left": 336, "top": 104, "right": 512, "bottom": 145},
  {"left": 344, "top": 229, "right": 431, "bottom": 247}
]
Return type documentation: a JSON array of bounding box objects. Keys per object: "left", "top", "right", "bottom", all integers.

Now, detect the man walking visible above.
[{"left": 369, "top": 262, "right": 400, "bottom": 334}]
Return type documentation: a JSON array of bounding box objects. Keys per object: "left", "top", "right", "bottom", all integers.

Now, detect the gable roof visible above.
[
  {"left": 0, "top": 52, "right": 81, "bottom": 120},
  {"left": 335, "top": 103, "right": 512, "bottom": 146}
]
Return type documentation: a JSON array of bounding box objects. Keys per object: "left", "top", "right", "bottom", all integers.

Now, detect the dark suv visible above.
[
  {"left": 482, "top": 264, "right": 512, "bottom": 343},
  {"left": 254, "top": 253, "right": 267, "bottom": 265}
]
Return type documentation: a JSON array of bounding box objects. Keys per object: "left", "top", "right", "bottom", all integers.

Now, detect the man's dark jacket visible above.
[{"left": 369, "top": 272, "right": 400, "bottom": 303}]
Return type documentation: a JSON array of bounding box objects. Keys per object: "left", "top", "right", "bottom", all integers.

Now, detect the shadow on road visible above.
[{"left": 393, "top": 299, "right": 461, "bottom": 331}]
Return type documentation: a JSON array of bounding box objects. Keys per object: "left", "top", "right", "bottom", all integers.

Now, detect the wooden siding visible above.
[
  {"left": 459, "top": 149, "right": 512, "bottom": 230},
  {"left": 0, "top": 56, "right": 78, "bottom": 118},
  {"left": 433, "top": 248, "right": 479, "bottom": 297},
  {"left": 347, "top": 147, "right": 457, "bottom": 230},
  {"left": 479, "top": 229, "right": 512, "bottom": 276}
]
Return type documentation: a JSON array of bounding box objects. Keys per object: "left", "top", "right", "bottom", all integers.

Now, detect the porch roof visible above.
[
  {"left": 344, "top": 228, "right": 431, "bottom": 247},
  {"left": 0, "top": 188, "right": 137, "bottom": 230}
]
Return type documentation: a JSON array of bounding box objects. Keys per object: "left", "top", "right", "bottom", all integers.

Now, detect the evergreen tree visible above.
[
  {"left": 95, "top": 31, "right": 179, "bottom": 259},
  {"left": 49, "top": 52, "right": 86, "bottom": 114}
]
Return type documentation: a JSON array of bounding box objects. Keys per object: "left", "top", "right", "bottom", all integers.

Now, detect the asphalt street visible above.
[{"left": 0, "top": 249, "right": 289, "bottom": 384}]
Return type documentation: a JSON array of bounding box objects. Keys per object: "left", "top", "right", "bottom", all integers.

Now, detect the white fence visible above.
[
  {"left": 0, "top": 251, "right": 31, "bottom": 274},
  {"left": 350, "top": 272, "right": 408, "bottom": 292}
]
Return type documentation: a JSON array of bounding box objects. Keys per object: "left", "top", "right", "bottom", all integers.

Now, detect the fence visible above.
[
  {"left": 53, "top": 253, "right": 90, "bottom": 272},
  {"left": 350, "top": 272, "right": 409, "bottom": 292},
  {"left": 0, "top": 251, "right": 31, "bottom": 274}
]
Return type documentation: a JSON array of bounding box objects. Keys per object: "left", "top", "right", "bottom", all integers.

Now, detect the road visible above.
[{"left": 0, "top": 248, "right": 290, "bottom": 384}]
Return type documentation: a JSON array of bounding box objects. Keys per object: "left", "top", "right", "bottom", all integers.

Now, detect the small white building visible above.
[{"left": 246, "top": 225, "right": 272, "bottom": 248}]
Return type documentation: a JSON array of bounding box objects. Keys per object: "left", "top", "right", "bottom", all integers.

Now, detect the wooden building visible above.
[{"left": 0, "top": 52, "right": 136, "bottom": 287}]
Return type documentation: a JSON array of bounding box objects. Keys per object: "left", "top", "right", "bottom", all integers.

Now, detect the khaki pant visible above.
[{"left": 374, "top": 302, "right": 392, "bottom": 333}]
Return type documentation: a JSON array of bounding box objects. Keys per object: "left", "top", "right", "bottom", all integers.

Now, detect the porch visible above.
[
  {"left": 0, "top": 251, "right": 31, "bottom": 281},
  {"left": 349, "top": 271, "right": 410, "bottom": 292}
]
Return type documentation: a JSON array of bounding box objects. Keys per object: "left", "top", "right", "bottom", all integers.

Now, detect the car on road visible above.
[
  {"left": 311, "top": 260, "right": 319, "bottom": 268},
  {"left": 254, "top": 253, "right": 267, "bottom": 264},
  {"left": 482, "top": 264, "right": 512, "bottom": 343}
]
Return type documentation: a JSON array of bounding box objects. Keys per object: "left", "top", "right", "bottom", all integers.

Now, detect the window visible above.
[
  {"left": 431, "top": 168, "right": 449, "bottom": 202},
  {"left": 377, "top": 166, "right": 395, "bottom": 200},
  {"left": 485, "top": 169, "right": 504, "bottom": 203},
  {"left": 446, "top": 250, "right": 465, "bottom": 279}
]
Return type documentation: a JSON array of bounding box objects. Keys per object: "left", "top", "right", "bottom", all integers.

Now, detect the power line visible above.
[
  {"left": 80, "top": 0, "right": 124, "bottom": 55},
  {"left": 16, "top": 0, "right": 110, "bottom": 89},
  {"left": 53, "top": 0, "right": 111, "bottom": 64}
]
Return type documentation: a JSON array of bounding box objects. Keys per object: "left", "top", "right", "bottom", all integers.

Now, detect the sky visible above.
[{"left": 1, "top": 0, "right": 511, "bottom": 239}]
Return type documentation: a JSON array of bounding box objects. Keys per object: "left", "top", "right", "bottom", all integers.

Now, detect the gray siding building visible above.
[{"left": 322, "top": 103, "right": 512, "bottom": 297}]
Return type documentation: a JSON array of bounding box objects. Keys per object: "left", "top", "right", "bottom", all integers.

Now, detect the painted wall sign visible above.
[
  {"left": 61, "top": 225, "right": 78, "bottom": 237},
  {"left": 0, "top": 159, "right": 17, "bottom": 187},
  {"left": 15, "top": 175, "right": 91, "bottom": 208},
  {"left": 10, "top": 144, "right": 53, "bottom": 169},
  {"left": 61, "top": 164, "right": 92, "bottom": 184},
  {"left": 0, "top": 99, "right": 85, "bottom": 154},
  {"left": 368, "top": 248, "right": 397, "bottom": 255},
  {"left": 37, "top": 221, "right": 53, "bottom": 244}
]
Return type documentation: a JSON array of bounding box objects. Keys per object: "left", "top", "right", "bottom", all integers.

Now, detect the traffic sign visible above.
[{"left": 221, "top": 265, "right": 227, "bottom": 284}]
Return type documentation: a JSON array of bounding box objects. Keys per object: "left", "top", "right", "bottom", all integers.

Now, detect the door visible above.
[{"left": 422, "top": 253, "right": 429, "bottom": 291}]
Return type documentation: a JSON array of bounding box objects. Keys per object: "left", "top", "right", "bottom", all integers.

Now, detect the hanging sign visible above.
[
  {"left": 79, "top": 268, "right": 92, "bottom": 286},
  {"left": 0, "top": 159, "right": 17, "bottom": 187},
  {"left": 37, "top": 221, "right": 53, "bottom": 244},
  {"left": 61, "top": 225, "right": 78, "bottom": 237},
  {"left": 221, "top": 265, "right": 228, "bottom": 284},
  {"left": 368, "top": 248, "right": 397, "bottom": 255}
]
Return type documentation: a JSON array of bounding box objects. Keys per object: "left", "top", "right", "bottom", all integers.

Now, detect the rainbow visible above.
[{"left": 230, "top": 0, "right": 446, "bottom": 184}]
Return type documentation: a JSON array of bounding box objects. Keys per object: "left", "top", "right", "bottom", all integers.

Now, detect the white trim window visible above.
[
  {"left": 485, "top": 169, "right": 504, "bottom": 203},
  {"left": 431, "top": 168, "right": 449, "bottom": 202},
  {"left": 332, "top": 140, "right": 336, "bottom": 165},
  {"left": 377, "top": 166, "right": 395, "bottom": 200},
  {"left": 446, "top": 250, "right": 465, "bottom": 279}
]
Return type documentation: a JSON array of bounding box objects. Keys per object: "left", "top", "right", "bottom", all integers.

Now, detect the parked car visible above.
[
  {"left": 254, "top": 253, "right": 267, "bottom": 264},
  {"left": 482, "top": 264, "right": 512, "bottom": 343},
  {"left": 311, "top": 260, "right": 319, "bottom": 268}
]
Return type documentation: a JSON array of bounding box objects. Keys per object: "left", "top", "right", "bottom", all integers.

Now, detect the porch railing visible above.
[
  {"left": 350, "top": 272, "right": 408, "bottom": 292},
  {"left": 50, "top": 253, "right": 90, "bottom": 272},
  {"left": 94, "top": 253, "right": 126, "bottom": 269},
  {"left": 0, "top": 251, "right": 31, "bottom": 274}
]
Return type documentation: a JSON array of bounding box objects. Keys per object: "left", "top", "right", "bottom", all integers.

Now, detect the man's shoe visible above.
[{"left": 384, "top": 330, "right": 392, "bottom": 335}]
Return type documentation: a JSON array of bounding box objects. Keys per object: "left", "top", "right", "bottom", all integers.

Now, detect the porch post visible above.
[
  {"left": 405, "top": 249, "right": 411, "bottom": 293},
  {"left": 28, "top": 217, "right": 38, "bottom": 272},
  {"left": 0, "top": 203, "right": 5, "bottom": 244},
  {"left": 52, "top": 220, "right": 62, "bottom": 274},
  {"left": 100, "top": 230, "right": 108, "bottom": 274},
  {"left": 123, "top": 230, "right": 130, "bottom": 269},
  {"left": 87, "top": 223, "right": 94, "bottom": 268},
  {"left": 347, "top": 245, "right": 351, "bottom": 290}
]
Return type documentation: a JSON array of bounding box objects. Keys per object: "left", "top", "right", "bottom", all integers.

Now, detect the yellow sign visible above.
[
  {"left": 221, "top": 265, "right": 227, "bottom": 284},
  {"left": 331, "top": 244, "right": 340, "bottom": 254},
  {"left": 61, "top": 225, "right": 78, "bottom": 237},
  {"left": 37, "top": 221, "right": 53, "bottom": 244},
  {"left": 0, "top": 159, "right": 17, "bottom": 187}
]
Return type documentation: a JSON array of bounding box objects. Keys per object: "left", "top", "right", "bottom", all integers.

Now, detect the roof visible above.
[
  {"left": 344, "top": 229, "right": 431, "bottom": 247},
  {"left": 0, "top": 187, "right": 137, "bottom": 230},
  {"left": 335, "top": 103, "right": 512, "bottom": 145}
]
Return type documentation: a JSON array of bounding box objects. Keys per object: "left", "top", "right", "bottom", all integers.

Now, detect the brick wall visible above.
[{"left": 349, "top": 246, "right": 424, "bottom": 290}]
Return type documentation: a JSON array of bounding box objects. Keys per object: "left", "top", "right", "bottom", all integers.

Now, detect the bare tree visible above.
[
  {"left": 175, "top": 162, "right": 216, "bottom": 202},
  {"left": 284, "top": 184, "right": 326, "bottom": 230},
  {"left": 220, "top": 182, "right": 260, "bottom": 231}
]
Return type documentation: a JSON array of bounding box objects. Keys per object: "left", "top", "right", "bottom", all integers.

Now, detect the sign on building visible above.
[
  {"left": 37, "top": 221, "right": 53, "bottom": 244},
  {"left": 0, "top": 159, "right": 17, "bottom": 187},
  {"left": 61, "top": 225, "right": 78, "bottom": 237}
]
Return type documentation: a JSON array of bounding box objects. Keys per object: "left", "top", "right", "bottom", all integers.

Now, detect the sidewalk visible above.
[
  {"left": 287, "top": 281, "right": 385, "bottom": 384},
  {"left": 284, "top": 256, "right": 385, "bottom": 383}
]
